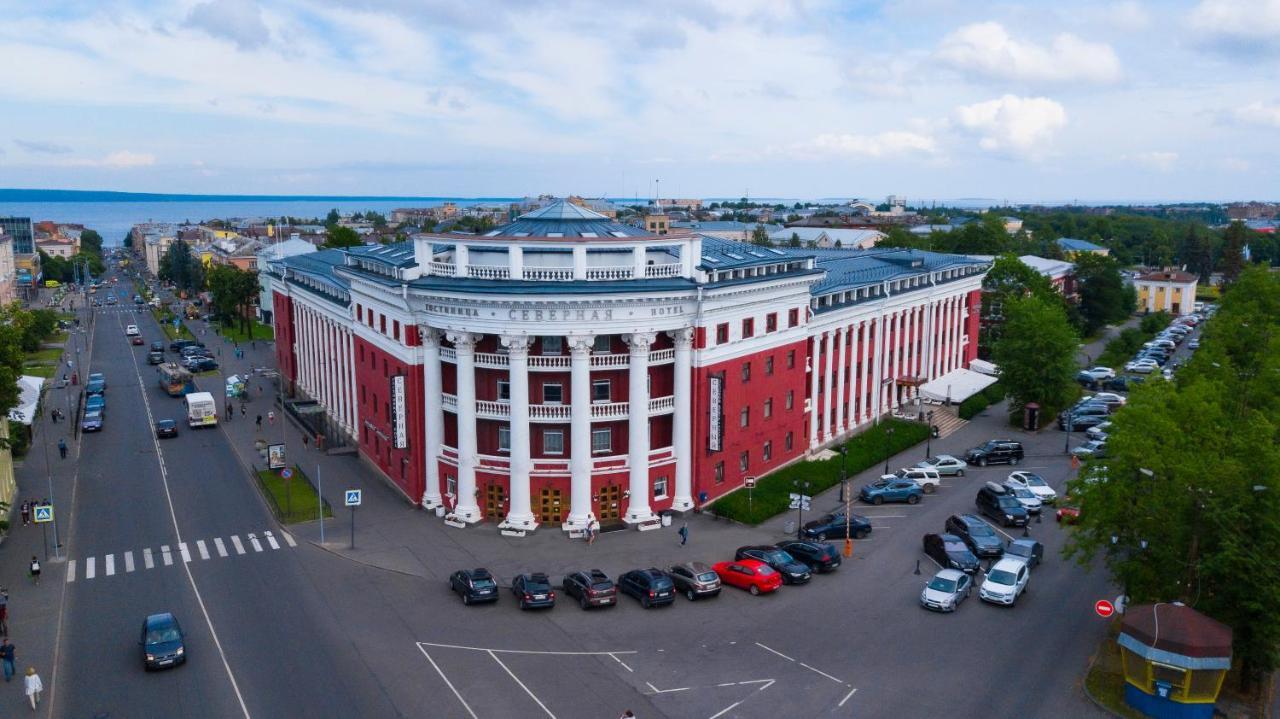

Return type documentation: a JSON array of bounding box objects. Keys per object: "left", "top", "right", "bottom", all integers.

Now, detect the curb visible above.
[{"left": 301, "top": 535, "right": 428, "bottom": 580}]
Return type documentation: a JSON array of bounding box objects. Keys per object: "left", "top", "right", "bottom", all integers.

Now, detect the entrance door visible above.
[
  {"left": 598, "top": 485, "right": 621, "bottom": 521},
  {"left": 485, "top": 484, "right": 506, "bottom": 520},
  {"left": 538, "top": 488, "right": 563, "bottom": 524}
]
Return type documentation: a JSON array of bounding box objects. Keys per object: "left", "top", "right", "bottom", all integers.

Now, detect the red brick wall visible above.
[
  {"left": 965, "top": 289, "right": 982, "bottom": 365},
  {"left": 271, "top": 292, "right": 296, "bottom": 383},
  {"left": 353, "top": 336, "right": 425, "bottom": 503}
]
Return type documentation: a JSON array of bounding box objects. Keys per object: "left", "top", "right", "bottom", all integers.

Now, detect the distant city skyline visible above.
[{"left": 2, "top": 0, "right": 1278, "bottom": 200}]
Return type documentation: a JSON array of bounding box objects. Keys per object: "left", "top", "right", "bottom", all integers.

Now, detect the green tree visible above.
[
  {"left": 787, "top": 232, "right": 801, "bottom": 248},
  {"left": 159, "top": 240, "right": 206, "bottom": 293},
  {"left": 1218, "top": 220, "right": 1249, "bottom": 283},
  {"left": 1179, "top": 224, "right": 1213, "bottom": 281},
  {"left": 366, "top": 211, "right": 388, "bottom": 227},
  {"left": 79, "top": 229, "right": 103, "bottom": 255},
  {"left": 206, "top": 265, "right": 262, "bottom": 338},
  {"left": 1073, "top": 254, "right": 1133, "bottom": 335},
  {"left": 978, "top": 254, "right": 1057, "bottom": 357},
  {"left": 323, "top": 226, "right": 362, "bottom": 249},
  {"left": 750, "top": 224, "right": 771, "bottom": 246},
  {"left": 325, "top": 208, "right": 341, "bottom": 226},
  {"left": 122, "top": 232, "right": 133, "bottom": 249},
  {"left": 990, "top": 294, "right": 1079, "bottom": 422}
]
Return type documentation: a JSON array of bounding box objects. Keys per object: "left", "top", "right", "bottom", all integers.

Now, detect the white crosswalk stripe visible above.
[
  {"left": 143, "top": 548, "right": 155, "bottom": 569},
  {"left": 179, "top": 542, "right": 191, "bottom": 563},
  {"left": 65, "top": 529, "right": 294, "bottom": 582},
  {"left": 86, "top": 557, "right": 96, "bottom": 580},
  {"left": 196, "top": 540, "right": 210, "bottom": 560},
  {"left": 265, "top": 532, "right": 280, "bottom": 550},
  {"left": 249, "top": 534, "right": 263, "bottom": 552},
  {"left": 283, "top": 532, "right": 297, "bottom": 548},
  {"left": 231, "top": 535, "right": 245, "bottom": 555},
  {"left": 66, "top": 559, "right": 76, "bottom": 583},
  {"left": 214, "top": 537, "right": 228, "bottom": 557},
  {"left": 105, "top": 554, "right": 115, "bottom": 576},
  {"left": 161, "top": 545, "right": 173, "bottom": 566},
  {"left": 124, "top": 551, "right": 135, "bottom": 573}
]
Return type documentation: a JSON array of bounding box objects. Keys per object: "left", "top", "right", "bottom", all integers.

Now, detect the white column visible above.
[
  {"left": 500, "top": 335, "right": 536, "bottom": 529},
  {"left": 296, "top": 308, "right": 308, "bottom": 393},
  {"left": 624, "top": 332, "right": 656, "bottom": 524},
  {"left": 859, "top": 320, "right": 871, "bottom": 424},
  {"left": 421, "top": 329, "right": 443, "bottom": 508},
  {"left": 573, "top": 247, "right": 587, "bottom": 280},
  {"left": 302, "top": 309, "right": 314, "bottom": 394},
  {"left": 508, "top": 246, "right": 524, "bottom": 281},
  {"left": 955, "top": 295, "right": 967, "bottom": 369},
  {"left": 808, "top": 334, "right": 821, "bottom": 449},
  {"left": 948, "top": 296, "right": 960, "bottom": 373},
  {"left": 822, "top": 330, "right": 835, "bottom": 442},
  {"left": 565, "top": 334, "right": 594, "bottom": 529},
  {"left": 890, "top": 311, "right": 902, "bottom": 411},
  {"left": 939, "top": 298, "right": 951, "bottom": 375},
  {"left": 872, "top": 313, "right": 886, "bottom": 416},
  {"left": 346, "top": 330, "right": 358, "bottom": 432},
  {"left": 454, "top": 244, "right": 469, "bottom": 277},
  {"left": 835, "top": 325, "right": 848, "bottom": 435},
  {"left": 669, "top": 328, "right": 694, "bottom": 511},
  {"left": 632, "top": 245, "right": 646, "bottom": 279},
  {"left": 447, "top": 332, "right": 481, "bottom": 523},
  {"left": 911, "top": 307, "right": 922, "bottom": 378}
]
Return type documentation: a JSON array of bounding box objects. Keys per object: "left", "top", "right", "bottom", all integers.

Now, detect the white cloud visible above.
[
  {"left": 186, "top": 0, "right": 270, "bottom": 50},
  {"left": 1234, "top": 101, "right": 1280, "bottom": 127},
  {"left": 1126, "top": 151, "right": 1179, "bottom": 171},
  {"left": 796, "top": 131, "right": 937, "bottom": 158},
  {"left": 936, "top": 22, "right": 1121, "bottom": 83},
  {"left": 1189, "top": 0, "right": 1280, "bottom": 46},
  {"left": 954, "top": 95, "right": 1067, "bottom": 156},
  {"left": 102, "top": 150, "right": 156, "bottom": 168}
]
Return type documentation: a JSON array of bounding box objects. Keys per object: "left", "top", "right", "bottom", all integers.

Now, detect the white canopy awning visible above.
[
  {"left": 8, "top": 375, "right": 46, "bottom": 425},
  {"left": 918, "top": 368, "right": 998, "bottom": 404}
]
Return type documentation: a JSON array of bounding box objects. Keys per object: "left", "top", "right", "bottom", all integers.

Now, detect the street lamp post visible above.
[
  {"left": 838, "top": 445, "right": 848, "bottom": 503},
  {"left": 794, "top": 479, "right": 810, "bottom": 541},
  {"left": 925, "top": 410, "right": 934, "bottom": 459},
  {"left": 883, "top": 426, "right": 896, "bottom": 476},
  {"left": 1063, "top": 413, "right": 1073, "bottom": 454}
]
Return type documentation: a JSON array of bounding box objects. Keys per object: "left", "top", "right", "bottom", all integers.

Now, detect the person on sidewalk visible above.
[
  {"left": 0, "top": 638, "right": 14, "bottom": 682},
  {"left": 28, "top": 557, "right": 40, "bottom": 586},
  {"left": 24, "top": 667, "right": 43, "bottom": 710},
  {"left": 678, "top": 522, "right": 689, "bottom": 547},
  {"left": 57, "top": 439, "right": 67, "bottom": 459},
  {"left": 302, "top": 435, "right": 310, "bottom": 450},
  {"left": 256, "top": 415, "right": 263, "bottom": 430},
  {"left": 50, "top": 409, "right": 57, "bottom": 425},
  {"left": 0, "top": 588, "right": 8, "bottom": 634},
  {"left": 268, "top": 411, "right": 275, "bottom": 426},
  {"left": 20, "top": 502, "right": 29, "bottom": 526},
  {"left": 241, "top": 404, "right": 246, "bottom": 419}
]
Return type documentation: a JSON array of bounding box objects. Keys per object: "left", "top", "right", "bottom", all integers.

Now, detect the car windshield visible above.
[
  {"left": 84, "top": 410, "right": 101, "bottom": 419},
  {"left": 944, "top": 540, "right": 967, "bottom": 553},
  {"left": 523, "top": 578, "right": 550, "bottom": 591},
  {"left": 1012, "top": 488, "right": 1034, "bottom": 499},
  {"left": 927, "top": 576, "right": 958, "bottom": 592},
  {"left": 923, "top": 458, "right": 941, "bottom": 466},
  {"left": 1007, "top": 545, "right": 1030, "bottom": 557},
  {"left": 146, "top": 627, "right": 181, "bottom": 644},
  {"left": 158, "top": 421, "right": 175, "bottom": 428},
  {"left": 696, "top": 572, "right": 718, "bottom": 583},
  {"left": 968, "top": 522, "right": 994, "bottom": 537},
  {"left": 755, "top": 565, "right": 777, "bottom": 576},
  {"left": 997, "top": 497, "right": 1022, "bottom": 509},
  {"left": 988, "top": 570, "right": 1017, "bottom": 585},
  {"left": 1023, "top": 474, "right": 1046, "bottom": 487},
  {"left": 869, "top": 480, "right": 890, "bottom": 489},
  {"left": 762, "top": 550, "right": 791, "bottom": 564}
]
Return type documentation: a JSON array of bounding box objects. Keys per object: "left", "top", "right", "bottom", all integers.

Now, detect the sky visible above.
[{"left": 1, "top": 0, "right": 1278, "bottom": 202}]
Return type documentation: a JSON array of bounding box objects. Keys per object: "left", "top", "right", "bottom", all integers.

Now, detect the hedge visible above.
[
  {"left": 958, "top": 382, "right": 1005, "bottom": 420},
  {"left": 710, "top": 417, "right": 929, "bottom": 525}
]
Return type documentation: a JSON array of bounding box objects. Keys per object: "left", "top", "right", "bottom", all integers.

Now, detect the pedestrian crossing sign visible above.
[
  {"left": 33, "top": 505, "right": 53, "bottom": 523},
  {"left": 345, "top": 490, "right": 362, "bottom": 507}
]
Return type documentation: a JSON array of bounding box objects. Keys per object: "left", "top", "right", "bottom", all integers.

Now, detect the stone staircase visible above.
[{"left": 930, "top": 406, "right": 968, "bottom": 439}]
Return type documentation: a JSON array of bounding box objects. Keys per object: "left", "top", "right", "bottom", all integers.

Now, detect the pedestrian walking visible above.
[
  {"left": 268, "top": 411, "right": 275, "bottom": 425},
  {"left": 0, "top": 589, "right": 9, "bottom": 635},
  {"left": 20, "top": 502, "right": 29, "bottom": 526},
  {"left": 225, "top": 402, "right": 233, "bottom": 421},
  {"left": 303, "top": 435, "right": 310, "bottom": 450},
  {"left": 23, "top": 667, "right": 42, "bottom": 711},
  {"left": 0, "top": 637, "right": 14, "bottom": 682},
  {"left": 256, "top": 415, "right": 263, "bottom": 429},
  {"left": 49, "top": 409, "right": 57, "bottom": 425},
  {"left": 241, "top": 404, "right": 246, "bottom": 418},
  {"left": 678, "top": 522, "right": 689, "bottom": 547},
  {"left": 57, "top": 439, "right": 67, "bottom": 459},
  {"left": 28, "top": 557, "right": 40, "bottom": 586}
]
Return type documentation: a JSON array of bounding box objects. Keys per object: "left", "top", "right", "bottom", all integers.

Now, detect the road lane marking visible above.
[
  {"left": 66, "top": 560, "right": 76, "bottom": 583},
  {"left": 144, "top": 548, "right": 154, "bottom": 569},
  {"left": 265, "top": 532, "right": 280, "bottom": 550},
  {"left": 105, "top": 554, "right": 115, "bottom": 577},
  {"left": 124, "top": 551, "right": 135, "bottom": 573},
  {"left": 282, "top": 532, "right": 297, "bottom": 548},
  {"left": 248, "top": 534, "right": 263, "bottom": 552},
  {"left": 799, "top": 661, "right": 843, "bottom": 684},
  {"left": 839, "top": 687, "right": 859, "bottom": 707},
  {"left": 231, "top": 535, "right": 245, "bottom": 555},
  {"left": 607, "top": 653, "right": 632, "bottom": 672},
  {"left": 645, "top": 682, "right": 691, "bottom": 694},
  {"left": 415, "top": 641, "right": 636, "bottom": 656},
  {"left": 85, "top": 557, "right": 96, "bottom": 580},
  {"left": 486, "top": 649, "right": 555, "bottom": 719},
  {"left": 197, "top": 540, "right": 210, "bottom": 560},
  {"left": 214, "top": 537, "right": 228, "bottom": 557},
  {"left": 161, "top": 545, "right": 173, "bottom": 566},
  {"left": 416, "top": 646, "right": 478, "bottom": 719},
  {"left": 179, "top": 542, "right": 192, "bottom": 563},
  {"left": 708, "top": 701, "right": 742, "bottom": 719},
  {"left": 754, "top": 642, "right": 794, "bottom": 662}
]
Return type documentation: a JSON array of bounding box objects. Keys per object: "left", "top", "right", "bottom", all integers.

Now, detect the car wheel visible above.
[
  {"left": 907, "top": 494, "right": 920, "bottom": 505},
  {"left": 854, "top": 529, "right": 869, "bottom": 540},
  {"left": 1010, "top": 456, "right": 1020, "bottom": 466},
  {"left": 872, "top": 496, "right": 884, "bottom": 505},
  {"left": 815, "top": 532, "right": 826, "bottom": 541},
  {"left": 923, "top": 483, "right": 936, "bottom": 494},
  {"left": 957, "top": 469, "right": 965, "bottom": 477},
  {"left": 979, "top": 458, "right": 988, "bottom": 467},
  {"left": 580, "top": 596, "right": 589, "bottom": 610},
  {"left": 686, "top": 589, "right": 696, "bottom": 601},
  {"left": 462, "top": 594, "right": 471, "bottom": 606},
  {"left": 749, "top": 585, "right": 760, "bottom": 596}
]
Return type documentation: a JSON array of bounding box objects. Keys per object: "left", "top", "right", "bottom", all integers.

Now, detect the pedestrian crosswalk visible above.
[{"left": 66, "top": 529, "right": 296, "bottom": 583}]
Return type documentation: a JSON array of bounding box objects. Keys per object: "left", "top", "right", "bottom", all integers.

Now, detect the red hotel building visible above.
[{"left": 265, "top": 201, "right": 987, "bottom": 531}]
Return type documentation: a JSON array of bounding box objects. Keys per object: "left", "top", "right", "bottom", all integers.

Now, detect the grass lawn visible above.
[
  {"left": 1084, "top": 638, "right": 1148, "bottom": 719},
  {"left": 217, "top": 321, "right": 274, "bottom": 343},
  {"left": 256, "top": 466, "right": 333, "bottom": 524},
  {"left": 49, "top": 330, "right": 70, "bottom": 345},
  {"left": 22, "top": 363, "right": 58, "bottom": 378},
  {"left": 26, "top": 347, "right": 64, "bottom": 363}
]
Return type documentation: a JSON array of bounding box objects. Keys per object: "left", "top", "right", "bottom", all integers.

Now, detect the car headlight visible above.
[
  {"left": 146, "top": 654, "right": 155, "bottom": 661},
  {"left": 176, "top": 647, "right": 184, "bottom": 656},
  {"left": 1005, "top": 514, "right": 1014, "bottom": 520}
]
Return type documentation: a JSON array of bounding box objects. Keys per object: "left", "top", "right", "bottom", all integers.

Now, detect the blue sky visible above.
[{"left": 1, "top": 0, "right": 1278, "bottom": 201}]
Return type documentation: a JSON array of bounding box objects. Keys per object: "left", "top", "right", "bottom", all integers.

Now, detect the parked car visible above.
[
  {"left": 963, "top": 439, "right": 1024, "bottom": 467},
  {"left": 1055, "top": 504, "right": 1081, "bottom": 524},
  {"left": 884, "top": 466, "right": 942, "bottom": 493},
  {"left": 1125, "top": 359, "right": 1159, "bottom": 373},
  {"left": 150, "top": 341, "right": 165, "bottom": 352},
  {"left": 617, "top": 568, "right": 676, "bottom": 608},
  {"left": 919, "top": 568, "right": 974, "bottom": 613},
  {"left": 85, "top": 380, "right": 106, "bottom": 396},
  {"left": 147, "top": 350, "right": 165, "bottom": 364},
  {"left": 1188, "top": 339, "right": 1200, "bottom": 349},
  {"left": 1082, "top": 392, "right": 1127, "bottom": 409},
  {"left": 666, "top": 561, "right": 722, "bottom": 601},
  {"left": 169, "top": 339, "right": 205, "bottom": 353},
  {"left": 1081, "top": 366, "right": 1116, "bottom": 381},
  {"left": 449, "top": 568, "right": 499, "bottom": 605},
  {"left": 945, "top": 514, "right": 1005, "bottom": 558},
  {"left": 81, "top": 409, "right": 104, "bottom": 432},
  {"left": 85, "top": 394, "right": 106, "bottom": 414},
  {"left": 975, "top": 481, "right": 1029, "bottom": 527},
  {"left": 184, "top": 357, "right": 218, "bottom": 373},
  {"left": 860, "top": 478, "right": 923, "bottom": 505},
  {"left": 735, "top": 546, "right": 812, "bottom": 584},
  {"left": 1005, "top": 471, "right": 1057, "bottom": 504},
  {"left": 776, "top": 540, "right": 842, "bottom": 573},
  {"left": 1086, "top": 421, "right": 1113, "bottom": 442},
  {"left": 1076, "top": 371, "right": 1101, "bottom": 388},
  {"left": 1102, "top": 376, "right": 1143, "bottom": 392},
  {"left": 713, "top": 559, "right": 782, "bottom": 596},
  {"left": 802, "top": 512, "right": 871, "bottom": 541},
  {"left": 922, "top": 533, "right": 980, "bottom": 574},
  {"left": 1058, "top": 411, "right": 1107, "bottom": 431},
  {"left": 979, "top": 558, "right": 1031, "bottom": 606},
  {"left": 1006, "top": 485, "right": 1043, "bottom": 514},
  {"left": 561, "top": 569, "right": 617, "bottom": 609},
  {"left": 1004, "top": 538, "right": 1044, "bottom": 569},
  {"left": 917, "top": 455, "right": 967, "bottom": 477},
  {"left": 1071, "top": 440, "right": 1108, "bottom": 458},
  {"left": 140, "top": 613, "right": 186, "bottom": 670},
  {"left": 511, "top": 573, "right": 556, "bottom": 610},
  {"left": 155, "top": 419, "right": 178, "bottom": 438}
]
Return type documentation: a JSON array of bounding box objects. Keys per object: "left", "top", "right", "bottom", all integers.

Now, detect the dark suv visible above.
[
  {"left": 617, "top": 568, "right": 675, "bottom": 608},
  {"left": 512, "top": 573, "right": 556, "bottom": 610},
  {"left": 735, "top": 546, "right": 811, "bottom": 584},
  {"left": 449, "top": 567, "right": 499, "bottom": 605},
  {"left": 922, "top": 533, "right": 980, "bottom": 574},
  {"left": 975, "top": 481, "right": 1029, "bottom": 527},
  {"left": 963, "top": 440, "right": 1024, "bottom": 467},
  {"left": 801, "top": 512, "right": 871, "bottom": 541},
  {"left": 944, "top": 514, "right": 1005, "bottom": 558},
  {"left": 776, "top": 540, "right": 842, "bottom": 573},
  {"left": 561, "top": 569, "right": 616, "bottom": 609}
]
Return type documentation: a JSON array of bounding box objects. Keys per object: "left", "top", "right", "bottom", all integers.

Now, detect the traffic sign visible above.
[
  {"left": 744, "top": 476, "right": 757, "bottom": 489},
  {"left": 33, "top": 505, "right": 53, "bottom": 523},
  {"left": 1095, "top": 599, "right": 1115, "bottom": 618},
  {"left": 344, "top": 489, "right": 362, "bottom": 507},
  {"left": 788, "top": 498, "right": 812, "bottom": 511},
  {"left": 281, "top": 467, "right": 293, "bottom": 480}
]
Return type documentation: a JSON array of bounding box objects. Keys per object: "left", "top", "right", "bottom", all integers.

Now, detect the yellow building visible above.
[{"left": 1136, "top": 268, "right": 1198, "bottom": 316}]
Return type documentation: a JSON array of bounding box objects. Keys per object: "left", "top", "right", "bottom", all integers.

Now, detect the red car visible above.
[
  {"left": 131, "top": 335, "right": 144, "bottom": 345},
  {"left": 1056, "top": 506, "right": 1081, "bottom": 524},
  {"left": 713, "top": 559, "right": 782, "bottom": 595}
]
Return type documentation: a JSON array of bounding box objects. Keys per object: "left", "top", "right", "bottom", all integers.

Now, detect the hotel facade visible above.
[{"left": 264, "top": 201, "right": 988, "bottom": 531}]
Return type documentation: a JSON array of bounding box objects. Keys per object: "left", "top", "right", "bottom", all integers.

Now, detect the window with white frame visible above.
[
  {"left": 541, "top": 336, "right": 564, "bottom": 355},
  {"left": 592, "top": 379, "right": 611, "bottom": 403},
  {"left": 764, "top": 398, "right": 773, "bottom": 418},
  {"left": 497, "top": 380, "right": 511, "bottom": 402},
  {"left": 497, "top": 425, "right": 511, "bottom": 452},
  {"left": 739, "top": 451, "right": 750, "bottom": 472},
  {"left": 593, "top": 335, "right": 610, "bottom": 353},
  {"left": 591, "top": 427, "right": 612, "bottom": 453},
  {"left": 542, "top": 383, "right": 563, "bottom": 404},
  {"left": 543, "top": 429, "right": 564, "bottom": 454},
  {"left": 446, "top": 474, "right": 457, "bottom": 498},
  {"left": 654, "top": 476, "right": 669, "bottom": 499},
  {"left": 763, "top": 440, "right": 772, "bottom": 461}
]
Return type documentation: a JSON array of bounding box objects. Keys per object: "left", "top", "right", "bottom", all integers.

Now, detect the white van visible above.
[{"left": 185, "top": 391, "right": 218, "bottom": 428}]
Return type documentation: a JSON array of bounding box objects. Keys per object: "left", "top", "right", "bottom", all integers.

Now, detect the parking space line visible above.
[
  {"left": 143, "top": 548, "right": 154, "bottom": 569},
  {"left": 66, "top": 559, "right": 76, "bottom": 583},
  {"left": 839, "top": 687, "right": 859, "bottom": 707},
  {"left": 608, "top": 653, "right": 633, "bottom": 672},
  {"left": 924, "top": 553, "right": 944, "bottom": 570},
  {"left": 416, "top": 641, "right": 636, "bottom": 656},
  {"left": 708, "top": 701, "right": 742, "bottom": 719},
  {"left": 487, "top": 649, "right": 555, "bottom": 718},
  {"left": 105, "top": 554, "right": 115, "bottom": 576},
  {"left": 645, "top": 682, "right": 692, "bottom": 694},
  {"left": 754, "top": 642, "right": 794, "bottom": 662},
  {"left": 85, "top": 557, "right": 96, "bottom": 580},
  {"left": 992, "top": 526, "right": 1018, "bottom": 541},
  {"left": 415, "top": 646, "right": 478, "bottom": 719},
  {"left": 799, "top": 662, "right": 843, "bottom": 684},
  {"left": 230, "top": 535, "right": 245, "bottom": 555},
  {"left": 124, "top": 551, "right": 135, "bottom": 573},
  {"left": 197, "top": 540, "right": 210, "bottom": 560},
  {"left": 214, "top": 537, "right": 228, "bottom": 557}
]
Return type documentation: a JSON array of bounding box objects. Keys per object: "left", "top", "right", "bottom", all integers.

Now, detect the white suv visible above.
[
  {"left": 1005, "top": 471, "right": 1057, "bottom": 504},
  {"left": 885, "top": 467, "right": 942, "bottom": 494},
  {"left": 980, "top": 558, "right": 1030, "bottom": 606},
  {"left": 125, "top": 324, "right": 140, "bottom": 336}
]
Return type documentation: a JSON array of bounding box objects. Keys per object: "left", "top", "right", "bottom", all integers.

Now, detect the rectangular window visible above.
[
  {"left": 361, "top": 386, "right": 366, "bottom": 403},
  {"left": 786, "top": 390, "right": 794, "bottom": 410},
  {"left": 785, "top": 432, "right": 794, "bottom": 451},
  {"left": 741, "top": 362, "right": 751, "bottom": 382},
  {"left": 739, "top": 451, "right": 750, "bottom": 472},
  {"left": 766, "top": 313, "right": 778, "bottom": 332},
  {"left": 380, "top": 315, "right": 387, "bottom": 334},
  {"left": 542, "top": 383, "right": 564, "bottom": 404},
  {"left": 593, "top": 335, "right": 610, "bottom": 353},
  {"left": 541, "top": 336, "right": 564, "bottom": 355},
  {"left": 591, "top": 428, "right": 612, "bottom": 453},
  {"left": 715, "top": 462, "right": 725, "bottom": 484},
  {"left": 764, "top": 398, "right": 773, "bottom": 418},
  {"left": 740, "top": 407, "right": 750, "bottom": 428},
  {"left": 787, "top": 349, "right": 796, "bottom": 368},
  {"left": 763, "top": 441, "right": 773, "bottom": 461},
  {"left": 788, "top": 308, "right": 800, "bottom": 327},
  {"left": 446, "top": 475, "right": 457, "bottom": 498},
  {"left": 742, "top": 318, "right": 755, "bottom": 338},
  {"left": 592, "top": 379, "right": 611, "bottom": 403},
  {"left": 543, "top": 430, "right": 564, "bottom": 454},
  {"left": 497, "top": 380, "right": 511, "bottom": 402},
  {"left": 716, "top": 323, "right": 729, "bottom": 344},
  {"left": 654, "top": 476, "right": 669, "bottom": 500},
  {"left": 393, "top": 320, "right": 400, "bottom": 341},
  {"left": 765, "top": 356, "right": 774, "bottom": 376},
  {"left": 497, "top": 425, "right": 511, "bottom": 452}
]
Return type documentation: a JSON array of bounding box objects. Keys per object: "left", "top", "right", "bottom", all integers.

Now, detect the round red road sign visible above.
[{"left": 1095, "top": 599, "right": 1115, "bottom": 618}]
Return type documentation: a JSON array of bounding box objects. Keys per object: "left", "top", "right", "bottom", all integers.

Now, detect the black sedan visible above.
[
  {"left": 155, "top": 419, "right": 178, "bottom": 438},
  {"left": 801, "top": 512, "right": 871, "bottom": 541},
  {"left": 617, "top": 568, "right": 675, "bottom": 608},
  {"left": 735, "top": 546, "right": 811, "bottom": 584},
  {"left": 449, "top": 568, "right": 499, "bottom": 605},
  {"left": 923, "top": 533, "right": 980, "bottom": 574},
  {"left": 512, "top": 573, "right": 555, "bottom": 610},
  {"left": 776, "top": 540, "right": 841, "bottom": 573}
]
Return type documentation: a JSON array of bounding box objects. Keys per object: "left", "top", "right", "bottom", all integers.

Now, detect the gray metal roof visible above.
[
  {"left": 347, "top": 241, "right": 416, "bottom": 268},
  {"left": 809, "top": 248, "right": 988, "bottom": 294},
  {"left": 478, "top": 199, "right": 650, "bottom": 239},
  {"left": 698, "top": 236, "right": 809, "bottom": 270},
  {"left": 518, "top": 201, "right": 608, "bottom": 221}
]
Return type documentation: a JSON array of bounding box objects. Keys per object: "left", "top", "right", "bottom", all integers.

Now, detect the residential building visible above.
[
  {"left": 257, "top": 238, "right": 317, "bottom": 324},
  {"left": 769, "top": 227, "right": 884, "bottom": 249},
  {"left": 0, "top": 234, "right": 16, "bottom": 304},
  {"left": 672, "top": 220, "right": 783, "bottom": 241},
  {"left": 1135, "top": 269, "right": 1197, "bottom": 316},
  {"left": 144, "top": 234, "right": 176, "bottom": 276},
  {"left": 0, "top": 217, "right": 35, "bottom": 254},
  {"left": 36, "top": 237, "right": 76, "bottom": 259},
  {"left": 1056, "top": 237, "right": 1109, "bottom": 258},
  {"left": 265, "top": 199, "right": 987, "bottom": 531}
]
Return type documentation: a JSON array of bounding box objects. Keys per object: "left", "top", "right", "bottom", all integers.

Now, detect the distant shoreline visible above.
[{"left": 0, "top": 188, "right": 521, "bottom": 203}]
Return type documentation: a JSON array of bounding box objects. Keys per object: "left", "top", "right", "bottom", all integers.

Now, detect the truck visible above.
[
  {"left": 185, "top": 391, "right": 218, "bottom": 428},
  {"left": 158, "top": 363, "right": 195, "bottom": 397}
]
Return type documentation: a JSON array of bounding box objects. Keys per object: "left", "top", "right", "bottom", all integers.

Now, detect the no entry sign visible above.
[{"left": 1095, "top": 599, "right": 1115, "bottom": 618}]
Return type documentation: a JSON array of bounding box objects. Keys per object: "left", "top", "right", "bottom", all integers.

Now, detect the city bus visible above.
[{"left": 158, "top": 363, "right": 195, "bottom": 397}]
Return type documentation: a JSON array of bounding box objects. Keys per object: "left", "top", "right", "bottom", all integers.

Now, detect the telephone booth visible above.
[{"left": 1118, "top": 603, "right": 1232, "bottom": 719}]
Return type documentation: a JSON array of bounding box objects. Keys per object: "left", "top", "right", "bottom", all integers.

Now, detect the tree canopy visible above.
[
  {"left": 159, "top": 239, "right": 206, "bottom": 292},
  {"left": 206, "top": 265, "right": 261, "bottom": 338},
  {"left": 1072, "top": 254, "right": 1134, "bottom": 336},
  {"left": 322, "top": 226, "right": 362, "bottom": 249},
  {"left": 990, "top": 293, "right": 1079, "bottom": 420}
]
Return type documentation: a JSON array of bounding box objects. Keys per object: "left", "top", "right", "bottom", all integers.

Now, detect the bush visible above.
[
  {"left": 1139, "top": 312, "right": 1173, "bottom": 335},
  {"left": 958, "top": 382, "right": 1006, "bottom": 420},
  {"left": 710, "top": 418, "right": 929, "bottom": 524}
]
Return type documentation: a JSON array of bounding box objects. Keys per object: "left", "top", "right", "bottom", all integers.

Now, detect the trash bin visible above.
[
  {"left": 434, "top": 506, "right": 446, "bottom": 518},
  {"left": 661, "top": 513, "right": 672, "bottom": 527},
  {"left": 784, "top": 520, "right": 796, "bottom": 536}
]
